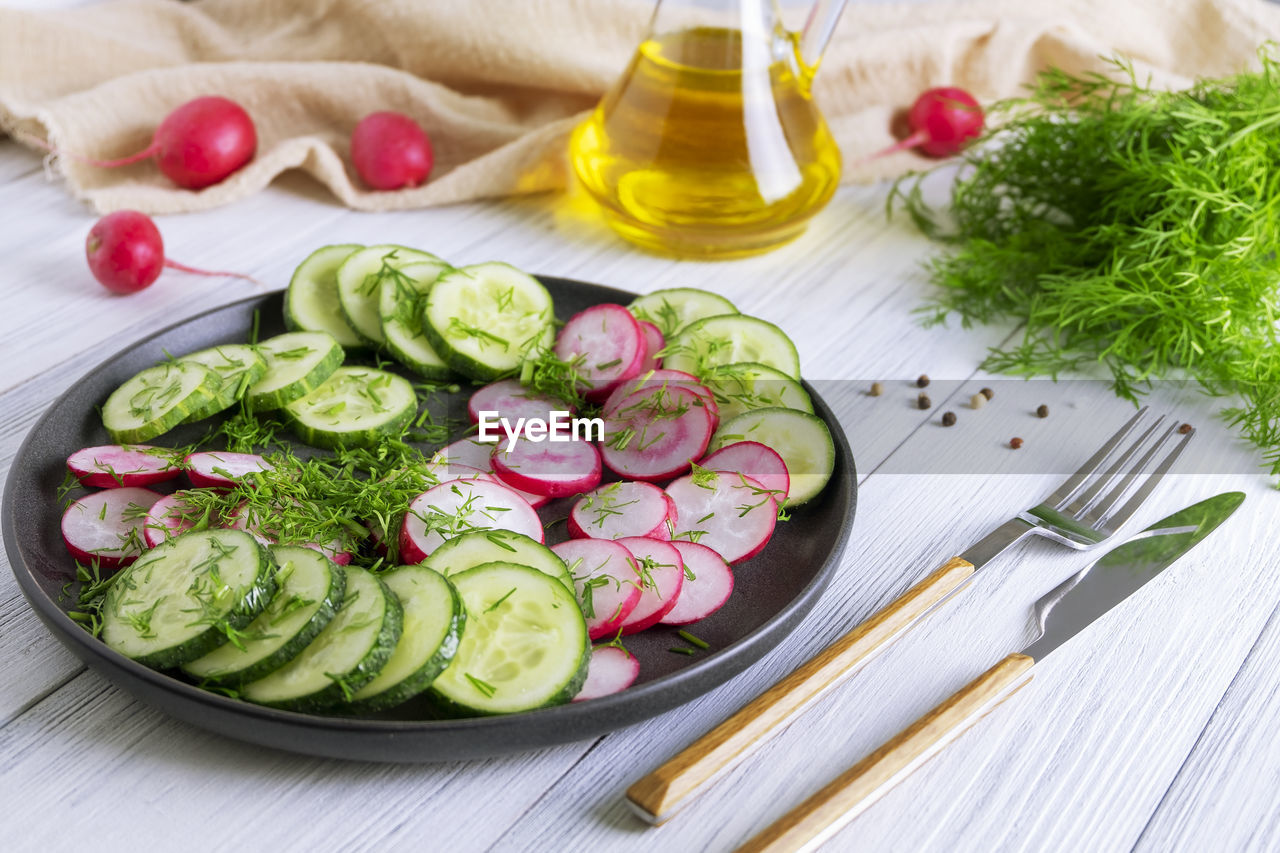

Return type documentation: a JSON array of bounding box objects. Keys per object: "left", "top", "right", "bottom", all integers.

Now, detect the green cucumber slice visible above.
[
  {"left": 702, "top": 361, "right": 814, "bottom": 421},
  {"left": 181, "top": 545, "right": 346, "bottom": 686},
  {"left": 240, "top": 566, "right": 403, "bottom": 711},
  {"left": 664, "top": 314, "right": 801, "bottom": 380},
  {"left": 378, "top": 258, "right": 453, "bottom": 379},
  {"left": 629, "top": 287, "right": 738, "bottom": 337},
  {"left": 247, "top": 331, "right": 344, "bottom": 411},
  {"left": 102, "top": 361, "right": 221, "bottom": 444},
  {"left": 431, "top": 562, "right": 589, "bottom": 715},
  {"left": 423, "top": 530, "right": 572, "bottom": 592},
  {"left": 347, "top": 566, "right": 465, "bottom": 712},
  {"left": 284, "top": 366, "right": 417, "bottom": 449},
  {"left": 709, "top": 407, "right": 835, "bottom": 506},
  {"left": 336, "top": 245, "right": 443, "bottom": 347},
  {"left": 284, "top": 244, "right": 365, "bottom": 349},
  {"left": 422, "top": 262, "right": 554, "bottom": 381},
  {"left": 179, "top": 344, "right": 269, "bottom": 423},
  {"left": 101, "top": 529, "right": 276, "bottom": 669}
]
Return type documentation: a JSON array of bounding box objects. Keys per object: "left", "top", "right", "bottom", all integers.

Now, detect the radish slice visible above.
[
  {"left": 616, "top": 537, "right": 685, "bottom": 634},
  {"left": 66, "top": 445, "right": 182, "bottom": 489},
  {"left": 186, "top": 451, "right": 273, "bottom": 489},
  {"left": 665, "top": 471, "right": 778, "bottom": 565},
  {"left": 467, "top": 378, "right": 574, "bottom": 433},
  {"left": 400, "top": 479, "right": 542, "bottom": 563},
  {"left": 601, "top": 385, "right": 714, "bottom": 482},
  {"left": 700, "top": 441, "right": 790, "bottom": 500},
  {"left": 431, "top": 436, "right": 500, "bottom": 473},
  {"left": 602, "top": 369, "right": 716, "bottom": 418},
  {"left": 568, "top": 481, "right": 673, "bottom": 540},
  {"left": 143, "top": 490, "right": 204, "bottom": 548},
  {"left": 636, "top": 321, "right": 665, "bottom": 373},
  {"left": 573, "top": 645, "right": 640, "bottom": 701},
  {"left": 491, "top": 437, "right": 602, "bottom": 498},
  {"left": 662, "top": 541, "right": 735, "bottom": 625},
  {"left": 553, "top": 538, "right": 643, "bottom": 639},
  {"left": 425, "top": 461, "right": 551, "bottom": 509},
  {"left": 61, "top": 487, "right": 162, "bottom": 568},
  {"left": 554, "top": 304, "right": 646, "bottom": 400}
]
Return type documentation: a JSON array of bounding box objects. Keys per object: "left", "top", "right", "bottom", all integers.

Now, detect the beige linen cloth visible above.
[{"left": 1, "top": 0, "right": 1278, "bottom": 214}]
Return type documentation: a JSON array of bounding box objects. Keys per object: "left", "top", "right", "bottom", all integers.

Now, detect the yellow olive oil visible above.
[{"left": 570, "top": 27, "right": 841, "bottom": 258}]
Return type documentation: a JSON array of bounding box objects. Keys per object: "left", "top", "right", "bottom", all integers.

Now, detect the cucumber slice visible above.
[
  {"left": 664, "top": 314, "right": 801, "bottom": 380},
  {"left": 284, "top": 366, "right": 417, "bottom": 449},
  {"left": 423, "top": 530, "right": 572, "bottom": 592},
  {"left": 431, "top": 562, "right": 589, "bottom": 715},
  {"left": 247, "top": 331, "right": 344, "bottom": 411},
  {"left": 629, "top": 287, "right": 738, "bottom": 337},
  {"left": 179, "top": 344, "right": 269, "bottom": 423},
  {"left": 423, "top": 262, "right": 555, "bottom": 381},
  {"left": 702, "top": 361, "right": 814, "bottom": 421},
  {"left": 240, "top": 566, "right": 403, "bottom": 711},
  {"left": 336, "top": 245, "right": 443, "bottom": 347},
  {"left": 181, "top": 545, "right": 346, "bottom": 686},
  {"left": 101, "top": 529, "right": 276, "bottom": 669},
  {"left": 347, "top": 566, "right": 465, "bottom": 713},
  {"left": 378, "top": 258, "right": 454, "bottom": 379},
  {"left": 285, "top": 244, "right": 365, "bottom": 349},
  {"left": 102, "top": 361, "right": 221, "bottom": 444},
  {"left": 709, "top": 407, "right": 835, "bottom": 506}
]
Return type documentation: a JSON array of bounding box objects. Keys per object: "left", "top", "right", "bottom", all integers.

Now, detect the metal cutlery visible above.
[{"left": 627, "top": 407, "right": 1193, "bottom": 825}]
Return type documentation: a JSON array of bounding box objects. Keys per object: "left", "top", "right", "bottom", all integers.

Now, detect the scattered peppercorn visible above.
[
  {"left": 1010, "top": 437, "right": 1024, "bottom": 449},
  {"left": 1036, "top": 404, "right": 1050, "bottom": 418},
  {"left": 942, "top": 411, "right": 957, "bottom": 426},
  {"left": 980, "top": 387, "right": 994, "bottom": 400},
  {"left": 917, "top": 393, "right": 932, "bottom": 410},
  {"left": 869, "top": 382, "right": 883, "bottom": 397},
  {"left": 917, "top": 374, "right": 930, "bottom": 388},
  {"left": 970, "top": 393, "right": 987, "bottom": 410},
  {"left": 1179, "top": 423, "right": 1194, "bottom": 434}
]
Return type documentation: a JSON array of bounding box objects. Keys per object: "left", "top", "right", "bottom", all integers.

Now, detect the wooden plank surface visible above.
[{"left": 1, "top": 135, "right": 1278, "bottom": 853}]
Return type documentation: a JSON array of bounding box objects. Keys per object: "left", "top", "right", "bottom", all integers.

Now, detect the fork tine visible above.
[
  {"left": 1045, "top": 406, "right": 1150, "bottom": 506},
  {"left": 1059, "top": 415, "right": 1166, "bottom": 518},
  {"left": 1094, "top": 424, "right": 1194, "bottom": 529}
]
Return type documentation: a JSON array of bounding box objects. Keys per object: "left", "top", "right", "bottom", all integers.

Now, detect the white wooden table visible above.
[{"left": 1, "top": 135, "right": 1278, "bottom": 853}]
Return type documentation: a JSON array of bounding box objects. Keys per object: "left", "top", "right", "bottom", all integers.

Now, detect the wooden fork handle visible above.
[
  {"left": 626, "top": 556, "right": 977, "bottom": 825},
  {"left": 737, "top": 653, "right": 1035, "bottom": 853}
]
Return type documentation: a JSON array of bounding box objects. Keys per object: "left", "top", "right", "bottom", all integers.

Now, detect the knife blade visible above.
[{"left": 737, "top": 492, "right": 1246, "bottom": 853}]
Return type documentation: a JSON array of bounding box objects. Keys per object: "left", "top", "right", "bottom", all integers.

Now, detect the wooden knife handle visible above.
[
  {"left": 626, "top": 556, "right": 977, "bottom": 825},
  {"left": 736, "top": 653, "right": 1035, "bottom": 853}
]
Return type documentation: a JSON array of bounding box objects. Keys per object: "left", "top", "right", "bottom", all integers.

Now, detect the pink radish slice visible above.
[
  {"left": 400, "top": 479, "right": 542, "bottom": 563},
  {"left": 616, "top": 537, "right": 685, "bottom": 634},
  {"left": 552, "top": 538, "right": 643, "bottom": 639},
  {"left": 568, "top": 481, "right": 673, "bottom": 541},
  {"left": 699, "top": 441, "right": 790, "bottom": 500},
  {"left": 67, "top": 445, "right": 182, "bottom": 488},
  {"left": 491, "top": 437, "right": 602, "bottom": 498},
  {"left": 665, "top": 472, "right": 777, "bottom": 565},
  {"left": 61, "top": 487, "right": 163, "bottom": 568},
  {"left": 426, "top": 461, "right": 551, "bottom": 509},
  {"left": 143, "top": 490, "right": 204, "bottom": 548},
  {"left": 601, "top": 385, "right": 714, "bottom": 482},
  {"left": 573, "top": 645, "right": 641, "bottom": 701},
  {"left": 186, "top": 451, "right": 273, "bottom": 489},
  {"left": 636, "top": 321, "right": 665, "bottom": 373},
  {"left": 662, "top": 541, "right": 735, "bottom": 625},
  {"left": 554, "top": 304, "right": 646, "bottom": 399},
  {"left": 602, "top": 369, "right": 715, "bottom": 416},
  {"left": 468, "top": 379, "right": 574, "bottom": 432},
  {"left": 431, "top": 436, "right": 499, "bottom": 473}
]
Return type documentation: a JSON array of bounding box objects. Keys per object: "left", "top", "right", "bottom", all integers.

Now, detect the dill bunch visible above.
[{"left": 892, "top": 50, "right": 1280, "bottom": 476}]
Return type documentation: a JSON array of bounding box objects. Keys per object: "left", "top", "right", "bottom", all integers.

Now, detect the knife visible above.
[{"left": 736, "top": 491, "right": 1246, "bottom": 853}]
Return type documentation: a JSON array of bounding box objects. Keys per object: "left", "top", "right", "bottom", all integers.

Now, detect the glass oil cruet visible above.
[{"left": 570, "top": 0, "right": 849, "bottom": 258}]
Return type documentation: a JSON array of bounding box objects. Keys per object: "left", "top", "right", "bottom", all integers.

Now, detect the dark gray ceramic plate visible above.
[{"left": 3, "top": 279, "right": 855, "bottom": 762}]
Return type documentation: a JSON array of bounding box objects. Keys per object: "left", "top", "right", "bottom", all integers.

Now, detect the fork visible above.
[{"left": 626, "top": 406, "right": 1193, "bottom": 825}]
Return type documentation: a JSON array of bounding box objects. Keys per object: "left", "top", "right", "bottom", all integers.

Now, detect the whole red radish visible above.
[
  {"left": 86, "top": 210, "right": 259, "bottom": 295},
  {"left": 351, "top": 112, "right": 434, "bottom": 190},
  {"left": 868, "top": 86, "right": 984, "bottom": 160},
  {"left": 29, "top": 96, "right": 256, "bottom": 189}
]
